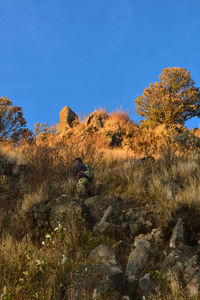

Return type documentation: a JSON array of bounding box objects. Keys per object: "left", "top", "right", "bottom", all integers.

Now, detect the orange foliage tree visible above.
[
  {"left": 135, "top": 67, "right": 200, "bottom": 125},
  {"left": 0, "top": 96, "right": 32, "bottom": 142}
]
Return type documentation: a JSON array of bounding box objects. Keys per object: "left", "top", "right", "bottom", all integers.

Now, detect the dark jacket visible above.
[{"left": 73, "top": 162, "right": 88, "bottom": 181}]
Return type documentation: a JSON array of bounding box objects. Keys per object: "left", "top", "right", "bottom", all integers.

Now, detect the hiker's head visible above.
[{"left": 73, "top": 157, "right": 82, "bottom": 168}]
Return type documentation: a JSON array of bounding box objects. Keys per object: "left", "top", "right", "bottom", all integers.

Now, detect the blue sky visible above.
[{"left": 0, "top": 0, "right": 200, "bottom": 130}]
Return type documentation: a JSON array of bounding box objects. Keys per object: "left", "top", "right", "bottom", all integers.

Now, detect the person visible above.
[{"left": 73, "top": 157, "right": 93, "bottom": 198}]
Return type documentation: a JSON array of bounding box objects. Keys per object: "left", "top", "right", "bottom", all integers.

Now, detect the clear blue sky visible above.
[{"left": 0, "top": 0, "right": 200, "bottom": 130}]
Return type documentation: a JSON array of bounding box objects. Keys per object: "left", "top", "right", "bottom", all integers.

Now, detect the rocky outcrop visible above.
[
  {"left": 26, "top": 195, "right": 92, "bottom": 241},
  {"left": 25, "top": 193, "right": 200, "bottom": 299},
  {"left": 58, "top": 106, "right": 79, "bottom": 132},
  {"left": 86, "top": 111, "right": 108, "bottom": 130}
]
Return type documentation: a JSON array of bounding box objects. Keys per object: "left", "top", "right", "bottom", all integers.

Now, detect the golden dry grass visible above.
[{"left": 1, "top": 120, "right": 200, "bottom": 299}]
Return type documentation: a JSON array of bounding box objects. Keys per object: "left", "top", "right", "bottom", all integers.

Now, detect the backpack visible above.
[{"left": 83, "top": 164, "right": 94, "bottom": 181}]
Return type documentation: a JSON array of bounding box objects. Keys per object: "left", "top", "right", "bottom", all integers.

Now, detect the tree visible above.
[
  {"left": 135, "top": 67, "right": 200, "bottom": 125},
  {"left": 0, "top": 96, "right": 32, "bottom": 142}
]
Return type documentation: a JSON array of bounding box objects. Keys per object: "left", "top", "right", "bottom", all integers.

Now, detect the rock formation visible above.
[{"left": 57, "top": 106, "right": 79, "bottom": 132}]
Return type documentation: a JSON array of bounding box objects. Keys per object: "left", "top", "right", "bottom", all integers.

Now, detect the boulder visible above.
[
  {"left": 169, "top": 218, "right": 189, "bottom": 248},
  {"left": 113, "top": 240, "right": 131, "bottom": 267},
  {"left": 86, "top": 111, "right": 108, "bottom": 130},
  {"left": 27, "top": 195, "right": 92, "bottom": 241},
  {"left": 126, "top": 237, "right": 150, "bottom": 278},
  {"left": 67, "top": 244, "right": 123, "bottom": 299},
  {"left": 137, "top": 273, "right": 157, "bottom": 299},
  {"left": 161, "top": 251, "right": 200, "bottom": 297},
  {"left": 49, "top": 195, "right": 92, "bottom": 228},
  {"left": 89, "top": 244, "right": 117, "bottom": 265},
  {"left": 67, "top": 263, "right": 123, "bottom": 299},
  {"left": 161, "top": 250, "right": 187, "bottom": 279},
  {"left": 128, "top": 211, "right": 153, "bottom": 238},
  {"left": 84, "top": 196, "right": 123, "bottom": 224},
  {"left": 58, "top": 106, "right": 79, "bottom": 131}
]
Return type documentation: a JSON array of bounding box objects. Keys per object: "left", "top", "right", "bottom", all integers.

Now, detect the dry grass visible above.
[
  {"left": 153, "top": 278, "right": 200, "bottom": 300},
  {"left": 1, "top": 121, "right": 200, "bottom": 299}
]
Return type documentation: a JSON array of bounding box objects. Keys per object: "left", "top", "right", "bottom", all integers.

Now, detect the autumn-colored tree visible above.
[
  {"left": 135, "top": 67, "right": 200, "bottom": 125},
  {"left": 0, "top": 96, "right": 32, "bottom": 142}
]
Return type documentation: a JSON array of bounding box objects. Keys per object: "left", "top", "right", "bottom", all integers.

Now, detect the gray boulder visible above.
[
  {"left": 161, "top": 251, "right": 200, "bottom": 297},
  {"left": 126, "top": 237, "right": 150, "bottom": 278},
  {"left": 84, "top": 195, "right": 123, "bottom": 224},
  {"left": 128, "top": 211, "right": 153, "bottom": 238},
  {"left": 169, "top": 218, "right": 189, "bottom": 248},
  {"left": 67, "top": 244, "right": 123, "bottom": 299},
  {"left": 137, "top": 273, "right": 157, "bottom": 299},
  {"left": 89, "top": 244, "right": 117, "bottom": 265}
]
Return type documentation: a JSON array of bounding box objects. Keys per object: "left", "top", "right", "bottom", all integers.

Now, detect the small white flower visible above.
[
  {"left": 61, "top": 254, "right": 67, "bottom": 265},
  {"left": 45, "top": 234, "right": 51, "bottom": 239}
]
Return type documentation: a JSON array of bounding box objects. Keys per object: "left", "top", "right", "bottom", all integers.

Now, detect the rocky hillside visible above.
[
  {"left": 1, "top": 144, "right": 200, "bottom": 299},
  {"left": 24, "top": 194, "right": 200, "bottom": 299}
]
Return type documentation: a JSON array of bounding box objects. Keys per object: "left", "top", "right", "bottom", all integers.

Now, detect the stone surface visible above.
[
  {"left": 137, "top": 273, "right": 157, "bottom": 299},
  {"left": 113, "top": 240, "right": 131, "bottom": 267},
  {"left": 128, "top": 211, "right": 153, "bottom": 238},
  {"left": 69, "top": 262, "right": 123, "bottom": 299},
  {"left": 89, "top": 244, "right": 117, "bottom": 265},
  {"left": 161, "top": 250, "right": 186, "bottom": 278},
  {"left": 58, "top": 106, "right": 79, "bottom": 131},
  {"left": 161, "top": 251, "right": 200, "bottom": 297},
  {"left": 86, "top": 111, "right": 108, "bottom": 130},
  {"left": 126, "top": 237, "right": 150, "bottom": 278},
  {"left": 84, "top": 195, "right": 123, "bottom": 224},
  {"left": 68, "top": 244, "right": 123, "bottom": 299},
  {"left": 169, "top": 217, "right": 189, "bottom": 248},
  {"left": 27, "top": 195, "right": 92, "bottom": 241}
]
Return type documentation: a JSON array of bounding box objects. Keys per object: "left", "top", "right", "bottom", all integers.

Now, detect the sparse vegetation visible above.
[
  {"left": 1, "top": 87, "right": 200, "bottom": 298},
  {"left": 1, "top": 129, "right": 200, "bottom": 299}
]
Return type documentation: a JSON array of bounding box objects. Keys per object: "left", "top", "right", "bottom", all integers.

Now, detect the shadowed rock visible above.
[
  {"left": 169, "top": 217, "right": 189, "bottom": 248},
  {"left": 84, "top": 195, "right": 122, "bottom": 224},
  {"left": 137, "top": 273, "right": 157, "bottom": 299},
  {"left": 67, "top": 244, "right": 123, "bottom": 299},
  {"left": 161, "top": 250, "right": 200, "bottom": 297},
  {"left": 126, "top": 237, "right": 150, "bottom": 278}
]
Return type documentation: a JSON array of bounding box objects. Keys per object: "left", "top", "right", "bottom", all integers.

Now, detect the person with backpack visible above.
[{"left": 73, "top": 157, "right": 93, "bottom": 198}]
